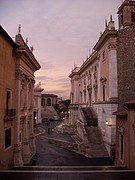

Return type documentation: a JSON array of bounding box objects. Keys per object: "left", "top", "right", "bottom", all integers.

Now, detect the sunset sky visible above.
[{"left": 0, "top": 0, "right": 121, "bottom": 99}]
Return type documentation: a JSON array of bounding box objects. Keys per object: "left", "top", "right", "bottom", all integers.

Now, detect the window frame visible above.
[
  {"left": 133, "top": 113, "right": 135, "bottom": 157},
  {"left": 119, "top": 133, "right": 124, "bottom": 162},
  {"left": 103, "top": 84, "right": 106, "bottom": 101},
  {"left": 132, "top": 12, "right": 135, "bottom": 23},
  {"left": 5, "top": 128, "right": 12, "bottom": 150},
  {"left": 102, "top": 50, "right": 106, "bottom": 62}
]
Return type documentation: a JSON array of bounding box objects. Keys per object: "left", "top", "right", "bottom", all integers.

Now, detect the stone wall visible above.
[
  {"left": 117, "top": 25, "right": 135, "bottom": 109},
  {"left": 93, "top": 102, "right": 117, "bottom": 156}
]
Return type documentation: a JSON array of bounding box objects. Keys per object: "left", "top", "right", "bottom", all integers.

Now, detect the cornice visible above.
[
  {"left": 93, "top": 29, "right": 117, "bottom": 51},
  {"left": 16, "top": 48, "right": 41, "bottom": 72},
  {"left": 79, "top": 51, "right": 98, "bottom": 74}
]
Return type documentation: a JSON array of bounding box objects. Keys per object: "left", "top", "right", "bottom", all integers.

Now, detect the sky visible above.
[{"left": 0, "top": 0, "right": 122, "bottom": 99}]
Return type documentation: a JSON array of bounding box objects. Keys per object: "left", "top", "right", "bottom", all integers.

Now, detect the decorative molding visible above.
[
  {"left": 118, "top": 126, "right": 125, "bottom": 134},
  {"left": 100, "top": 77, "right": 107, "bottom": 84},
  {"left": 15, "top": 70, "right": 23, "bottom": 80},
  {"left": 108, "top": 42, "right": 117, "bottom": 50},
  {"left": 93, "top": 84, "right": 98, "bottom": 91}
]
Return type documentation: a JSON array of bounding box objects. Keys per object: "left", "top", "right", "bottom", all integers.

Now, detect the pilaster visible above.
[
  {"left": 13, "top": 144, "right": 23, "bottom": 166},
  {"left": 14, "top": 70, "right": 23, "bottom": 166},
  {"left": 108, "top": 42, "right": 118, "bottom": 101}
]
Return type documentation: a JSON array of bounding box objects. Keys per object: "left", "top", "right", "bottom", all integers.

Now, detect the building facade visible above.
[
  {"left": 117, "top": 0, "right": 135, "bottom": 109},
  {"left": 69, "top": 0, "right": 135, "bottom": 158},
  {"left": 115, "top": 100, "right": 135, "bottom": 169},
  {"left": 115, "top": 0, "right": 135, "bottom": 169},
  {"left": 14, "top": 27, "right": 41, "bottom": 166},
  {"left": 41, "top": 94, "right": 58, "bottom": 107},
  {"left": 69, "top": 16, "right": 118, "bottom": 156},
  {"left": 41, "top": 94, "right": 60, "bottom": 120},
  {"left": 34, "top": 82, "right": 44, "bottom": 125},
  {"left": 0, "top": 25, "right": 41, "bottom": 169},
  {"left": 0, "top": 26, "right": 17, "bottom": 169}
]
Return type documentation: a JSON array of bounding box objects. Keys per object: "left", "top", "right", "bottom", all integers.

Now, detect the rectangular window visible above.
[
  {"left": 102, "top": 51, "right": 105, "bottom": 61},
  {"left": 6, "top": 90, "right": 11, "bottom": 113},
  {"left": 103, "top": 85, "right": 106, "bottom": 101},
  {"left": 121, "top": 14, "right": 123, "bottom": 25},
  {"left": 132, "top": 12, "right": 135, "bottom": 23},
  {"left": 134, "top": 113, "right": 135, "bottom": 125},
  {"left": 133, "top": 128, "right": 135, "bottom": 157},
  {"left": 19, "top": 132, "right": 22, "bottom": 143},
  {"left": 133, "top": 114, "right": 135, "bottom": 156},
  {"left": 119, "top": 134, "right": 124, "bottom": 161},
  {"left": 5, "top": 128, "right": 11, "bottom": 149}
]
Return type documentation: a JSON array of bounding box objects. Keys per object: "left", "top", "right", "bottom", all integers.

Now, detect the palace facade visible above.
[
  {"left": 0, "top": 25, "right": 40, "bottom": 169},
  {"left": 69, "top": 0, "right": 135, "bottom": 159}
]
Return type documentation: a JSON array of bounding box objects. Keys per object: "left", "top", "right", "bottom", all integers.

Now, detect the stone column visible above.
[
  {"left": 108, "top": 43, "right": 118, "bottom": 101},
  {"left": 29, "top": 79, "right": 36, "bottom": 157},
  {"left": 74, "top": 75, "right": 79, "bottom": 104},
  {"left": 14, "top": 70, "right": 23, "bottom": 166},
  {"left": 91, "top": 68, "right": 95, "bottom": 102},
  {"left": 38, "top": 95, "right": 42, "bottom": 124},
  {"left": 22, "top": 77, "right": 31, "bottom": 164},
  {"left": 29, "top": 115, "right": 36, "bottom": 157},
  {"left": 97, "top": 59, "right": 101, "bottom": 101},
  {"left": 22, "top": 116, "right": 31, "bottom": 164}
]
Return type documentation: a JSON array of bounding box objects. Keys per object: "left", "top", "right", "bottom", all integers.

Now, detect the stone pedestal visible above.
[
  {"left": 22, "top": 137, "right": 31, "bottom": 164},
  {"left": 13, "top": 144, "right": 23, "bottom": 166},
  {"left": 30, "top": 133, "right": 36, "bottom": 157}
]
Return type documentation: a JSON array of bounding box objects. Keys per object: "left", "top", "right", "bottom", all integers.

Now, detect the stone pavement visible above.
[
  {"left": 34, "top": 123, "right": 110, "bottom": 160},
  {"left": 33, "top": 123, "right": 113, "bottom": 166},
  {"left": 1, "top": 123, "right": 135, "bottom": 180}
]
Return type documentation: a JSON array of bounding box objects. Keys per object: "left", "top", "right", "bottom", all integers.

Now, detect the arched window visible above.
[
  {"left": 41, "top": 98, "right": 45, "bottom": 106},
  {"left": 47, "top": 98, "right": 51, "bottom": 106}
]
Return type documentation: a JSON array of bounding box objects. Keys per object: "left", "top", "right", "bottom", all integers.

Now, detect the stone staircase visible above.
[
  {"left": 81, "top": 107, "right": 98, "bottom": 126},
  {"left": 41, "top": 106, "right": 60, "bottom": 120},
  {"left": 11, "top": 165, "right": 127, "bottom": 171},
  {"left": 77, "top": 107, "right": 108, "bottom": 158},
  {"left": 0, "top": 166, "right": 129, "bottom": 180},
  {"left": 83, "top": 126, "right": 109, "bottom": 158}
]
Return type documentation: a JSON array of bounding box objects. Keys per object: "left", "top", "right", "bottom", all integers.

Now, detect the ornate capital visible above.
[
  {"left": 100, "top": 77, "right": 107, "bottom": 85},
  {"left": 14, "top": 143, "right": 22, "bottom": 152},
  {"left": 93, "top": 84, "right": 98, "bottom": 91},
  {"left": 15, "top": 70, "right": 23, "bottom": 80},
  {"left": 87, "top": 84, "right": 92, "bottom": 91},
  {"left": 31, "top": 79, "right": 35, "bottom": 85},
  {"left": 108, "top": 42, "right": 117, "bottom": 50}
]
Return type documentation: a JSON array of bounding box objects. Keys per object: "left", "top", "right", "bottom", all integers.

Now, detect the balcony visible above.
[{"left": 4, "top": 109, "right": 16, "bottom": 121}]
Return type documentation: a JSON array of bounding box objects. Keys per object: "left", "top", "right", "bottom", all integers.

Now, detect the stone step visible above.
[
  {"left": 0, "top": 168, "right": 134, "bottom": 180},
  {"left": 86, "top": 126, "right": 103, "bottom": 144},
  {"left": 71, "top": 135, "right": 82, "bottom": 145},
  {"left": 12, "top": 165, "right": 127, "bottom": 171},
  {"left": 81, "top": 107, "right": 98, "bottom": 126}
]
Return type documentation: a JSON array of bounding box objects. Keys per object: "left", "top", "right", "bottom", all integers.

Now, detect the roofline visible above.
[
  {"left": 41, "top": 93, "right": 58, "bottom": 97},
  {"left": 69, "top": 51, "right": 97, "bottom": 78},
  {"left": 93, "top": 29, "right": 117, "bottom": 51},
  {"left": 0, "top": 25, "right": 17, "bottom": 48},
  {"left": 117, "top": 0, "right": 135, "bottom": 14},
  {"left": 79, "top": 51, "right": 97, "bottom": 74}
]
